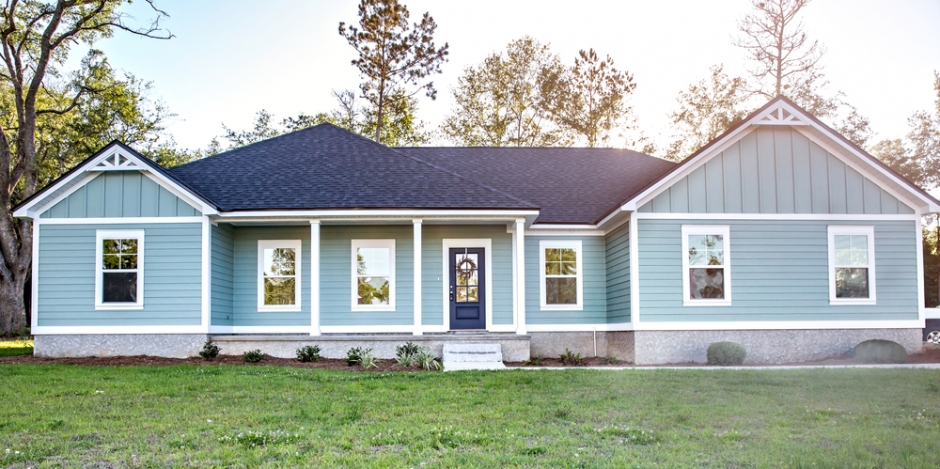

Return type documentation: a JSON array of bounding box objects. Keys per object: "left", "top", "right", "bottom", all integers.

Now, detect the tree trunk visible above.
[{"left": 0, "top": 273, "right": 27, "bottom": 335}]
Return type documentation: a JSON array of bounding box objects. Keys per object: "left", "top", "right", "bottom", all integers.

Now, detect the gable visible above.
[
  {"left": 41, "top": 171, "right": 201, "bottom": 218},
  {"left": 639, "top": 127, "right": 915, "bottom": 215}
]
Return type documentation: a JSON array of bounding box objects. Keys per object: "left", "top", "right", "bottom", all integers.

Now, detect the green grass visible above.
[
  {"left": 0, "top": 339, "right": 32, "bottom": 357},
  {"left": 1, "top": 365, "right": 939, "bottom": 467}
]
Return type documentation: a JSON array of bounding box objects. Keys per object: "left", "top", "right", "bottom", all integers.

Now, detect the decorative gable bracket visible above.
[
  {"left": 755, "top": 107, "right": 807, "bottom": 126},
  {"left": 90, "top": 152, "right": 148, "bottom": 171}
]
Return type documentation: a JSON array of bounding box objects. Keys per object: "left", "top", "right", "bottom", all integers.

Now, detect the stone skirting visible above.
[
  {"left": 633, "top": 328, "right": 923, "bottom": 365},
  {"left": 34, "top": 334, "right": 208, "bottom": 358},
  {"left": 529, "top": 331, "right": 635, "bottom": 363}
]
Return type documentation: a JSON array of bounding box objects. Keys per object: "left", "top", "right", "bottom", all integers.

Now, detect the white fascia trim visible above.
[
  {"left": 216, "top": 209, "right": 540, "bottom": 219},
  {"left": 527, "top": 323, "right": 634, "bottom": 332},
  {"left": 19, "top": 172, "right": 98, "bottom": 219},
  {"left": 827, "top": 225, "right": 876, "bottom": 305},
  {"left": 208, "top": 326, "right": 312, "bottom": 334},
  {"left": 350, "top": 238, "right": 397, "bottom": 312},
  {"left": 95, "top": 229, "right": 145, "bottom": 310},
  {"left": 319, "top": 325, "right": 417, "bottom": 334},
  {"left": 257, "top": 239, "right": 303, "bottom": 312},
  {"left": 538, "top": 239, "right": 584, "bottom": 311},
  {"left": 139, "top": 171, "right": 217, "bottom": 216},
  {"left": 33, "top": 325, "right": 207, "bottom": 335},
  {"left": 634, "top": 320, "right": 924, "bottom": 331},
  {"left": 441, "top": 238, "right": 495, "bottom": 331},
  {"left": 526, "top": 229, "right": 605, "bottom": 237},
  {"left": 635, "top": 213, "right": 919, "bottom": 221},
  {"left": 681, "top": 225, "right": 732, "bottom": 307},
  {"left": 37, "top": 216, "right": 206, "bottom": 224}
]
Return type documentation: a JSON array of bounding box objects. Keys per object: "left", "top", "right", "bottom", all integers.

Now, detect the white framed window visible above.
[
  {"left": 828, "top": 226, "right": 876, "bottom": 305},
  {"left": 257, "top": 240, "right": 302, "bottom": 312},
  {"left": 681, "top": 225, "right": 731, "bottom": 306},
  {"left": 95, "top": 230, "right": 144, "bottom": 310},
  {"left": 539, "top": 240, "right": 583, "bottom": 310},
  {"left": 351, "top": 239, "right": 396, "bottom": 311}
]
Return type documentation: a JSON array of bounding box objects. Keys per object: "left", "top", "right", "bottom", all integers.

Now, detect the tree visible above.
[
  {"left": 0, "top": 0, "right": 172, "bottom": 335},
  {"left": 441, "top": 36, "right": 569, "bottom": 147},
  {"left": 339, "top": 0, "right": 448, "bottom": 144},
  {"left": 872, "top": 72, "right": 940, "bottom": 190},
  {"left": 665, "top": 65, "right": 753, "bottom": 161},
  {"left": 540, "top": 49, "right": 636, "bottom": 147}
]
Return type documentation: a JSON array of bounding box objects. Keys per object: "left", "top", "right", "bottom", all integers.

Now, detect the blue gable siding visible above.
[
  {"left": 41, "top": 171, "right": 200, "bottom": 218},
  {"left": 640, "top": 128, "right": 915, "bottom": 215},
  {"left": 636, "top": 219, "right": 919, "bottom": 322},
  {"left": 232, "top": 226, "right": 311, "bottom": 327},
  {"left": 211, "top": 223, "right": 234, "bottom": 326},
  {"left": 37, "top": 223, "right": 202, "bottom": 326},
  {"left": 525, "top": 235, "right": 607, "bottom": 325},
  {"left": 605, "top": 223, "right": 631, "bottom": 324}
]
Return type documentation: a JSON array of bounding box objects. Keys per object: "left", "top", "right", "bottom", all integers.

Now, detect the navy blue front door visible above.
[{"left": 449, "top": 248, "right": 486, "bottom": 329}]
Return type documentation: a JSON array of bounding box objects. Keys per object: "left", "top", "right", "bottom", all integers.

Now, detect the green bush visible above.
[
  {"left": 359, "top": 349, "right": 379, "bottom": 369},
  {"left": 243, "top": 349, "right": 264, "bottom": 363},
  {"left": 295, "top": 345, "right": 321, "bottom": 362},
  {"left": 523, "top": 356, "right": 544, "bottom": 366},
  {"left": 854, "top": 339, "right": 907, "bottom": 364},
  {"left": 346, "top": 347, "right": 368, "bottom": 366},
  {"left": 414, "top": 347, "right": 440, "bottom": 371},
  {"left": 395, "top": 341, "right": 420, "bottom": 367},
  {"left": 199, "top": 341, "right": 220, "bottom": 360},
  {"left": 559, "top": 349, "right": 585, "bottom": 366},
  {"left": 707, "top": 342, "right": 746, "bottom": 365}
]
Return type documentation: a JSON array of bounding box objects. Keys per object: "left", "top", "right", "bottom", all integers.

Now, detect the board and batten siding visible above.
[
  {"left": 639, "top": 127, "right": 915, "bottom": 215},
  {"left": 232, "top": 226, "right": 311, "bottom": 326},
  {"left": 525, "top": 235, "right": 607, "bottom": 325},
  {"left": 211, "top": 223, "right": 234, "bottom": 326},
  {"left": 422, "top": 225, "right": 514, "bottom": 326},
  {"left": 37, "top": 223, "right": 202, "bottom": 326},
  {"left": 604, "top": 223, "right": 631, "bottom": 324},
  {"left": 41, "top": 171, "right": 200, "bottom": 218},
  {"left": 636, "top": 219, "right": 919, "bottom": 322}
]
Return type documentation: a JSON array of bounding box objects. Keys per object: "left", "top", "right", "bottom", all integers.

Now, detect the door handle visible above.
[{"left": 450, "top": 285, "right": 454, "bottom": 301}]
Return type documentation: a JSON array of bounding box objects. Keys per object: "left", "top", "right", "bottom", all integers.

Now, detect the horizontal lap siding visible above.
[
  {"left": 526, "top": 235, "right": 607, "bottom": 325},
  {"left": 637, "top": 219, "right": 919, "bottom": 322},
  {"left": 41, "top": 171, "right": 200, "bottom": 218},
  {"left": 640, "top": 128, "right": 915, "bottom": 215},
  {"left": 605, "top": 223, "right": 631, "bottom": 323},
  {"left": 320, "top": 226, "right": 412, "bottom": 327},
  {"left": 232, "top": 226, "right": 311, "bottom": 326},
  {"left": 37, "top": 223, "right": 202, "bottom": 326},
  {"left": 422, "top": 225, "right": 514, "bottom": 326},
  {"left": 211, "top": 223, "right": 234, "bottom": 326}
]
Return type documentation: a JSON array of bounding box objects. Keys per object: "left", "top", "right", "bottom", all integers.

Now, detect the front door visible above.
[{"left": 449, "top": 247, "right": 486, "bottom": 329}]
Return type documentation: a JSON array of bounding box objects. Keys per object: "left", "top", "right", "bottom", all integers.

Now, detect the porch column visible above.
[
  {"left": 413, "top": 219, "right": 423, "bottom": 336},
  {"left": 514, "top": 219, "right": 527, "bottom": 335},
  {"left": 310, "top": 220, "right": 321, "bottom": 336}
]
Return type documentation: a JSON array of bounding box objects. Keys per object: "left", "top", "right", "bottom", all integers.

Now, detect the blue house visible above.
[{"left": 15, "top": 96, "right": 940, "bottom": 364}]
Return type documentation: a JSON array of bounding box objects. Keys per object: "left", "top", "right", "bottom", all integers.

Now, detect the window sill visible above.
[
  {"left": 258, "top": 306, "right": 302, "bottom": 313},
  {"left": 540, "top": 304, "right": 583, "bottom": 311},
  {"left": 351, "top": 306, "right": 396, "bottom": 312},
  {"left": 683, "top": 300, "right": 732, "bottom": 307},
  {"left": 829, "top": 299, "right": 876, "bottom": 306},
  {"left": 95, "top": 304, "right": 144, "bottom": 311}
]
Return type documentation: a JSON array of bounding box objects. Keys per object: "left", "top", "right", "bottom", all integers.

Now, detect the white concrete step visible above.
[{"left": 442, "top": 343, "right": 506, "bottom": 371}]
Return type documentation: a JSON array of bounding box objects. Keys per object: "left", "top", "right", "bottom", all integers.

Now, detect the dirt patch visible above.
[
  {"left": 0, "top": 354, "right": 437, "bottom": 372},
  {"left": 505, "top": 357, "right": 625, "bottom": 368}
]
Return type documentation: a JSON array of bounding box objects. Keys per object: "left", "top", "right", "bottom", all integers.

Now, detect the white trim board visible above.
[
  {"left": 33, "top": 325, "right": 207, "bottom": 335},
  {"left": 681, "top": 225, "right": 732, "bottom": 307},
  {"left": 209, "top": 326, "right": 312, "bottom": 334},
  {"left": 441, "top": 238, "right": 496, "bottom": 331},
  {"left": 94, "top": 229, "right": 145, "bottom": 311},
  {"left": 36, "top": 216, "right": 206, "bottom": 225},
  {"left": 634, "top": 213, "right": 920, "bottom": 221},
  {"left": 633, "top": 319, "right": 924, "bottom": 331},
  {"left": 827, "top": 225, "right": 877, "bottom": 306},
  {"left": 350, "top": 238, "right": 397, "bottom": 312},
  {"left": 256, "top": 239, "right": 303, "bottom": 312},
  {"left": 538, "top": 239, "right": 584, "bottom": 311}
]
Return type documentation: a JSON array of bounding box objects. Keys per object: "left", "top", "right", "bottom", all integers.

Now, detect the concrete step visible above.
[{"left": 442, "top": 343, "right": 506, "bottom": 371}]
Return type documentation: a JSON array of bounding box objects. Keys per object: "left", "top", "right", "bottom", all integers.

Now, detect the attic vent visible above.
[
  {"left": 91, "top": 152, "right": 146, "bottom": 171},
  {"left": 756, "top": 107, "right": 807, "bottom": 126}
]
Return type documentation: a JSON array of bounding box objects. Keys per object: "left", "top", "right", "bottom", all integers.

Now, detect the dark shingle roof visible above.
[
  {"left": 398, "top": 147, "right": 677, "bottom": 224},
  {"left": 170, "top": 124, "right": 536, "bottom": 212}
]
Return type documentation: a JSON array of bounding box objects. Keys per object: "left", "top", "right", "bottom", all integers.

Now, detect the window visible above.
[
  {"left": 352, "top": 239, "right": 395, "bottom": 311},
  {"left": 828, "top": 226, "right": 876, "bottom": 305},
  {"left": 539, "top": 240, "right": 583, "bottom": 310},
  {"left": 95, "top": 230, "right": 144, "bottom": 310},
  {"left": 257, "top": 240, "right": 302, "bottom": 311},
  {"left": 681, "top": 225, "right": 731, "bottom": 306}
]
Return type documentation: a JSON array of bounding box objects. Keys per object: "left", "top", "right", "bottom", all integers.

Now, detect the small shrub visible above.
[
  {"left": 395, "top": 341, "right": 421, "bottom": 367},
  {"left": 707, "top": 342, "right": 746, "bottom": 366},
  {"left": 414, "top": 347, "right": 440, "bottom": 371},
  {"left": 199, "top": 341, "right": 220, "bottom": 360},
  {"left": 295, "top": 345, "right": 320, "bottom": 362},
  {"left": 854, "top": 339, "right": 907, "bottom": 364},
  {"left": 359, "top": 349, "right": 379, "bottom": 369},
  {"left": 603, "top": 356, "right": 620, "bottom": 365},
  {"left": 346, "top": 347, "right": 367, "bottom": 366},
  {"left": 559, "top": 348, "right": 585, "bottom": 366},
  {"left": 243, "top": 349, "right": 264, "bottom": 363},
  {"left": 523, "top": 356, "right": 544, "bottom": 366}
]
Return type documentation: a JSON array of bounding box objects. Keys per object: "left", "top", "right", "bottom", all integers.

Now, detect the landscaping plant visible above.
[
  {"left": 414, "top": 347, "right": 440, "bottom": 371},
  {"left": 707, "top": 342, "right": 747, "bottom": 365},
  {"left": 295, "top": 345, "right": 321, "bottom": 363},
  {"left": 395, "top": 341, "right": 420, "bottom": 367},
  {"left": 523, "top": 356, "right": 544, "bottom": 366},
  {"left": 242, "top": 349, "right": 264, "bottom": 363},
  {"left": 199, "top": 341, "right": 220, "bottom": 360},
  {"left": 346, "top": 347, "right": 367, "bottom": 366},
  {"left": 359, "top": 349, "right": 379, "bottom": 369},
  {"left": 559, "top": 349, "right": 585, "bottom": 366}
]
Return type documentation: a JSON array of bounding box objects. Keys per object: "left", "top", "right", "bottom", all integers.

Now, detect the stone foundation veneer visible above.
[
  {"left": 633, "top": 328, "right": 923, "bottom": 365},
  {"left": 34, "top": 334, "right": 208, "bottom": 359},
  {"left": 529, "top": 331, "right": 635, "bottom": 363}
]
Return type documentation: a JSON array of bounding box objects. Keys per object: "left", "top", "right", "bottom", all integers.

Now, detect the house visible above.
[{"left": 15, "top": 96, "right": 940, "bottom": 364}]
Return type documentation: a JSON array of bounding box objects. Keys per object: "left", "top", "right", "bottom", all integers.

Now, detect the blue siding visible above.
[
  {"left": 605, "top": 223, "right": 631, "bottom": 323},
  {"left": 232, "top": 226, "right": 311, "bottom": 326},
  {"left": 525, "top": 235, "right": 607, "bottom": 325},
  {"left": 636, "top": 219, "right": 919, "bottom": 322},
  {"left": 641, "top": 128, "right": 915, "bottom": 215},
  {"left": 211, "top": 223, "right": 234, "bottom": 326},
  {"left": 422, "top": 225, "right": 514, "bottom": 326},
  {"left": 41, "top": 171, "right": 200, "bottom": 218},
  {"left": 37, "top": 223, "right": 202, "bottom": 326}
]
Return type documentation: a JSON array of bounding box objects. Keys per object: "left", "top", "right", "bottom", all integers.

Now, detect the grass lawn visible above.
[
  {"left": 1, "top": 365, "right": 939, "bottom": 468},
  {"left": 0, "top": 339, "right": 32, "bottom": 357}
]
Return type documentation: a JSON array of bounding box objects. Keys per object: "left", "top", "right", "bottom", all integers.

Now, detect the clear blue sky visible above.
[{"left": 78, "top": 0, "right": 940, "bottom": 152}]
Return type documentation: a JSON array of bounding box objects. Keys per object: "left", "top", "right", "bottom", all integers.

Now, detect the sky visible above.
[{"left": 76, "top": 0, "right": 940, "bottom": 153}]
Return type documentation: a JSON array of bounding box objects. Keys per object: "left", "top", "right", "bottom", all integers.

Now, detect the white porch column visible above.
[
  {"left": 310, "top": 220, "right": 321, "bottom": 336},
  {"left": 514, "top": 219, "right": 527, "bottom": 335},
  {"left": 413, "top": 219, "right": 423, "bottom": 336}
]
